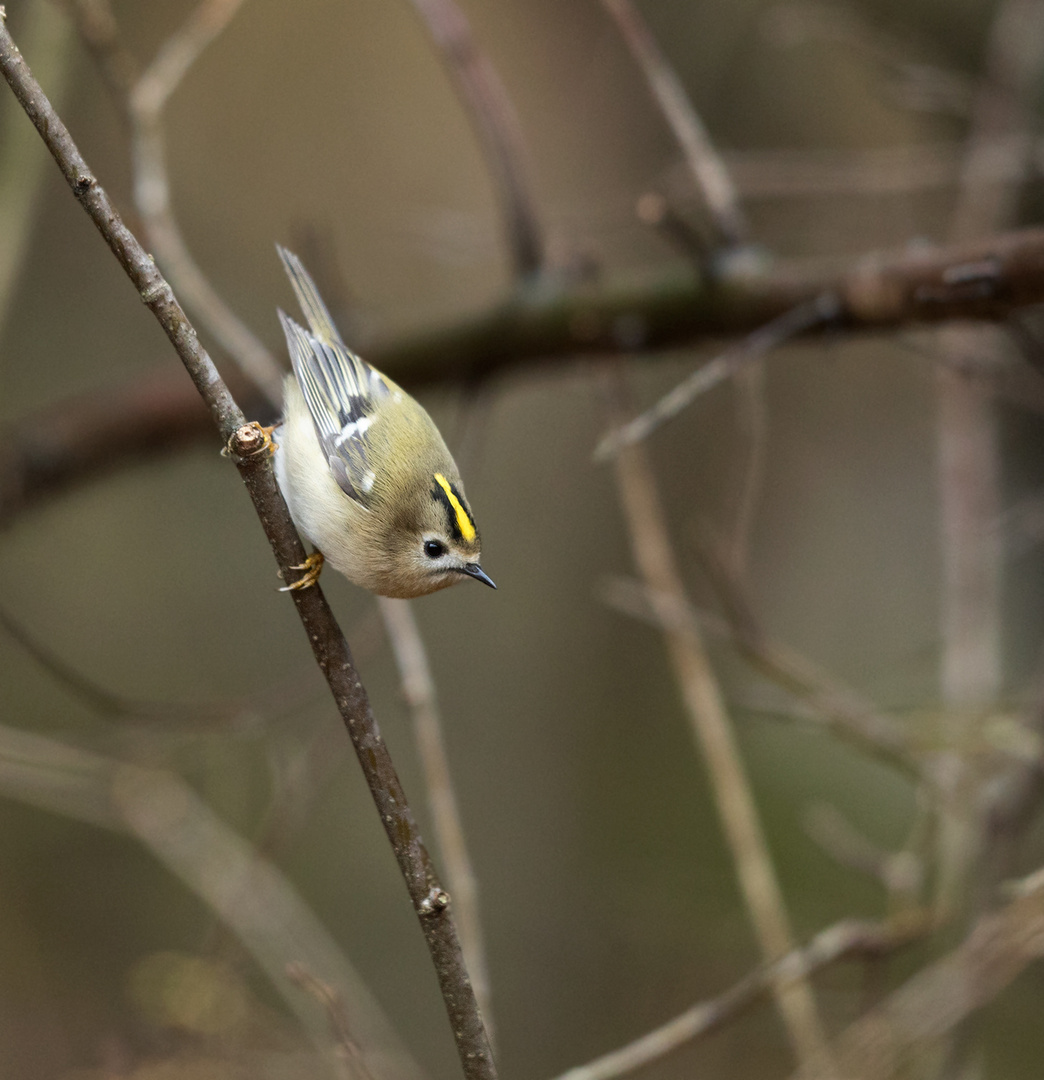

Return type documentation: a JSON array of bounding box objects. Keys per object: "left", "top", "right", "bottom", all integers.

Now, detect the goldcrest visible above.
[{"left": 273, "top": 247, "right": 495, "bottom": 599}]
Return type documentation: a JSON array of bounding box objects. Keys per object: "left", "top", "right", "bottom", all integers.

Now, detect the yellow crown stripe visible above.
[{"left": 433, "top": 473, "right": 476, "bottom": 542}]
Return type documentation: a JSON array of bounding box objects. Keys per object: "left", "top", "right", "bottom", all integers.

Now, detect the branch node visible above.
[
  {"left": 224, "top": 420, "right": 276, "bottom": 462},
  {"left": 418, "top": 887, "right": 451, "bottom": 916},
  {"left": 139, "top": 277, "right": 169, "bottom": 305},
  {"left": 73, "top": 171, "right": 95, "bottom": 195}
]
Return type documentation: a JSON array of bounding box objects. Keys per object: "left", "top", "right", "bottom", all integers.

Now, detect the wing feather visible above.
[
  {"left": 278, "top": 304, "right": 391, "bottom": 507},
  {"left": 276, "top": 245, "right": 343, "bottom": 345}
]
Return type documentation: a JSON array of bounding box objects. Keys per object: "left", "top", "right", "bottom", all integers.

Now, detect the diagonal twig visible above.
[
  {"left": 70, "top": 0, "right": 285, "bottom": 405},
  {"left": 599, "top": 574, "right": 917, "bottom": 775},
  {"left": 602, "top": 368, "right": 835, "bottom": 1074},
  {"left": 406, "top": 0, "right": 543, "bottom": 279},
  {"left": 552, "top": 916, "right": 924, "bottom": 1080},
  {"left": 787, "top": 869, "right": 1044, "bottom": 1080},
  {"left": 600, "top": 0, "right": 747, "bottom": 247},
  {"left": 0, "top": 721, "right": 426, "bottom": 1080},
  {"left": 0, "top": 20, "right": 495, "bottom": 1079},
  {"left": 594, "top": 291, "right": 840, "bottom": 460},
  {"left": 378, "top": 597, "right": 495, "bottom": 1042}
]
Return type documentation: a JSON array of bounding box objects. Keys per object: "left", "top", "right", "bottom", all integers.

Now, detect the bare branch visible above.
[
  {"left": 130, "top": 0, "right": 247, "bottom": 118},
  {"left": 600, "top": 0, "right": 747, "bottom": 247},
  {"left": 376, "top": 224, "right": 1044, "bottom": 387},
  {"left": 0, "top": 361, "right": 272, "bottom": 528},
  {"left": 599, "top": 575, "right": 916, "bottom": 775},
  {"left": 603, "top": 370, "right": 834, "bottom": 1073},
  {"left": 931, "top": 1, "right": 1044, "bottom": 967},
  {"left": 935, "top": 0, "right": 1044, "bottom": 711},
  {"left": 406, "top": 0, "right": 543, "bottom": 279},
  {"left": 553, "top": 917, "right": 923, "bottom": 1080},
  {"left": 594, "top": 292, "right": 839, "bottom": 459},
  {"left": 68, "top": 0, "right": 285, "bottom": 404},
  {"left": 789, "top": 871, "right": 1044, "bottom": 1080},
  {"left": 126, "top": 0, "right": 284, "bottom": 406},
  {"left": 378, "top": 597, "right": 495, "bottom": 1042},
  {"left": 0, "top": 722, "right": 425, "bottom": 1080},
  {"left": 0, "top": 22, "right": 495, "bottom": 1078},
  {"left": 7, "top": 218, "right": 1044, "bottom": 530}
]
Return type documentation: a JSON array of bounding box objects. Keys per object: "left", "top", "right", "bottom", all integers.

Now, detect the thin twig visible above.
[
  {"left": 804, "top": 804, "right": 924, "bottom": 905},
  {"left": 600, "top": 0, "right": 747, "bottom": 247},
  {"left": 0, "top": 722, "right": 425, "bottom": 1080},
  {"left": 7, "top": 222, "right": 1044, "bottom": 525},
  {"left": 553, "top": 917, "right": 922, "bottom": 1080},
  {"left": 600, "top": 0, "right": 762, "bottom": 560},
  {"left": 787, "top": 870, "right": 1044, "bottom": 1080},
  {"left": 932, "top": 0, "right": 1044, "bottom": 943},
  {"left": 406, "top": 0, "right": 543, "bottom": 279},
  {"left": 69, "top": 0, "right": 285, "bottom": 405},
  {"left": 0, "top": 23, "right": 495, "bottom": 1078},
  {"left": 378, "top": 597, "right": 495, "bottom": 1042},
  {"left": 0, "top": 603, "right": 303, "bottom": 734},
  {"left": 594, "top": 291, "right": 840, "bottom": 460},
  {"left": 599, "top": 575, "right": 916, "bottom": 776},
  {"left": 602, "top": 368, "right": 834, "bottom": 1074},
  {"left": 287, "top": 964, "right": 380, "bottom": 1080},
  {"left": 128, "top": 0, "right": 284, "bottom": 406},
  {"left": 130, "top": 0, "right": 246, "bottom": 117}
]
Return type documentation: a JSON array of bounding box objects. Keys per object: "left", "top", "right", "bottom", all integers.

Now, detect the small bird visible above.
[{"left": 273, "top": 247, "right": 495, "bottom": 598}]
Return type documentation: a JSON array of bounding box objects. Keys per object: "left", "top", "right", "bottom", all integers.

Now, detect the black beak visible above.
[{"left": 461, "top": 563, "right": 497, "bottom": 589}]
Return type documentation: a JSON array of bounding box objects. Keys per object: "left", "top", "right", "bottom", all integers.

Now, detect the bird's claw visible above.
[{"left": 280, "top": 551, "right": 324, "bottom": 591}]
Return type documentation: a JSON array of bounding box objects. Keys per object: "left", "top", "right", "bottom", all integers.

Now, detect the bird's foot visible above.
[{"left": 280, "top": 550, "right": 324, "bottom": 591}]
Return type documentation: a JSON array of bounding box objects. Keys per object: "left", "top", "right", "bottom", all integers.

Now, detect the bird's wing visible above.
[{"left": 279, "top": 311, "right": 392, "bottom": 506}]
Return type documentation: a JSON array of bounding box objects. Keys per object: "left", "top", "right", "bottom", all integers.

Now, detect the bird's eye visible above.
[{"left": 424, "top": 540, "right": 446, "bottom": 559}]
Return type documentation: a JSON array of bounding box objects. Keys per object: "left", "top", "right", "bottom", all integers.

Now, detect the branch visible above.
[
  {"left": 406, "top": 0, "right": 543, "bottom": 278},
  {"left": 600, "top": 0, "right": 747, "bottom": 247},
  {"left": 599, "top": 575, "right": 916, "bottom": 775},
  {"left": 374, "top": 224, "right": 1044, "bottom": 384},
  {"left": 602, "top": 370, "right": 834, "bottom": 1073},
  {"left": 127, "top": 0, "right": 285, "bottom": 406},
  {"left": 378, "top": 597, "right": 495, "bottom": 1041},
  {"left": 69, "top": 0, "right": 285, "bottom": 405},
  {"left": 553, "top": 917, "right": 923, "bottom": 1080},
  {"left": 6, "top": 221, "right": 1044, "bottom": 528},
  {"left": 0, "top": 720, "right": 426, "bottom": 1079},
  {"left": 789, "top": 871, "right": 1044, "bottom": 1080},
  {"left": 594, "top": 292, "right": 839, "bottom": 459},
  {"left": 0, "top": 19, "right": 495, "bottom": 1079}
]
